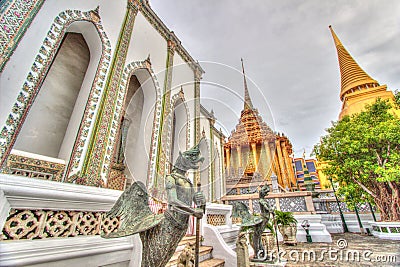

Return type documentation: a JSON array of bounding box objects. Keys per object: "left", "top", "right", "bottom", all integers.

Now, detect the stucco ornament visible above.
[{"left": 102, "top": 143, "right": 205, "bottom": 267}]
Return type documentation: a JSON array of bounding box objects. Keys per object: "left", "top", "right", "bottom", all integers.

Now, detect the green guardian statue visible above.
[{"left": 102, "top": 143, "right": 205, "bottom": 267}]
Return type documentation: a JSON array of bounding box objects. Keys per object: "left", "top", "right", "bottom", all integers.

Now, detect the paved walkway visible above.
[{"left": 276, "top": 233, "right": 400, "bottom": 267}]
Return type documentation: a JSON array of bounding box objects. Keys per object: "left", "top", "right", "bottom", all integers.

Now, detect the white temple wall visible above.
[
  {"left": 199, "top": 115, "right": 211, "bottom": 200},
  {"left": 212, "top": 133, "right": 224, "bottom": 201},
  {"left": 171, "top": 99, "right": 189, "bottom": 164},
  {"left": 171, "top": 53, "right": 196, "bottom": 146},
  {"left": 126, "top": 12, "right": 167, "bottom": 88}
]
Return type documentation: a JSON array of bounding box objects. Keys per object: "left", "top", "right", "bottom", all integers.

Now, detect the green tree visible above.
[
  {"left": 395, "top": 90, "right": 400, "bottom": 108},
  {"left": 313, "top": 99, "right": 400, "bottom": 221}
]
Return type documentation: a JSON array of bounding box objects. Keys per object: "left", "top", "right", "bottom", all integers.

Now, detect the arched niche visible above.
[
  {"left": 123, "top": 69, "right": 158, "bottom": 186},
  {"left": 12, "top": 21, "right": 103, "bottom": 163},
  {"left": 213, "top": 147, "right": 222, "bottom": 201},
  {"left": 199, "top": 138, "right": 211, "bottom": 201},
  {"left": 169, "top": 97, "right": 189, "bottom": 169}
]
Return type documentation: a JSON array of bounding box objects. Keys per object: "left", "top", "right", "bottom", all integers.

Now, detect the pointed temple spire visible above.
[
  {"left": 241, "top": 58, "right": 254, "bottom": 110},
  {"left": 329, "top": 25, "right": 379, "bottom": 100}
]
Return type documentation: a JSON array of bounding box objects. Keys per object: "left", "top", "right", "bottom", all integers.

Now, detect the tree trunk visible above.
[
  {"left": 372, "top": 181, "right": 400, "bottom": 221},
  {"left": 389, "top": 182, "right": 400, "bottom": 221}
]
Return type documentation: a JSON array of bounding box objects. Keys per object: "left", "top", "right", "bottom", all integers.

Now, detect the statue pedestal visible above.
[{"left": 250, "top": 259, "right": 287, "bottom": 267}]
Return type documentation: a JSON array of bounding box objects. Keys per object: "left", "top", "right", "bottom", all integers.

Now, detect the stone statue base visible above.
[{"left": 249, "top": 259, "right": 287, "bottom": 267}]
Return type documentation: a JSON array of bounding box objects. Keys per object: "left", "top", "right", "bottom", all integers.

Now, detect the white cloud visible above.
[{"left": 150, "top": 0, "right": 400, "bottom": 157}]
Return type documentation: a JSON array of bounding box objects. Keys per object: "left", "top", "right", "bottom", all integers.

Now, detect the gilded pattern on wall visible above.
[
  {"left": 82, "top": 2, "right": 139, "bottom": 187},
  {"left": 116, "top": 60, "right": 163, "bottom": 188},
  {"left": 194, "top": 67, "right": 202, "bottom": 184},
  {"left": 207, "top": 214, "right": 226, "bottom": 226},
  {"left": 279, "top": 196, "right": 307, "bottom": 212},
  {"left": 0, "top": 8, "right": 112, "bottom": 180},
  {"left": 155, "top": 39, "right": 175, "bottom": 185},
  {"left": 1, "top": 209, "right": 120, "bottom": 240},
  {"left": 2, "top": 153, "right": 65, "bottom": 181},
  {"left": 0, "top": 0, "right": 45, "bottom": 71}
]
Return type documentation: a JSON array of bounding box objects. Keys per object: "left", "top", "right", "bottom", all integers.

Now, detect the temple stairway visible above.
[{"left": 166, "top": 235, "right": 225, "bottom": 267}]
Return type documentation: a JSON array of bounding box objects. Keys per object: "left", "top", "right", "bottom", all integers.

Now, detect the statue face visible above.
[
  {"left": 175, "top": 148, "right": 204, "bottom": 171},
  {"left": 259, "top": 184, "right": 270, "bottom": 197}
]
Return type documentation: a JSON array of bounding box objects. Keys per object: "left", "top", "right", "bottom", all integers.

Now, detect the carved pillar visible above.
[
  {"left": 251, "top": 143, "right": 258, "bottom": 172},
  {"left": 272, "top": 142, "right": 284, "bottom": 187},
  {"left": 237, "top": 145, "right": 242, "bottom": 168},
  {"left": 81, "top": 0, "right": 140, "bottom": 186},
  {"left": 282, "top": 143, "right": 296, "bottom": 190},
  {"left": 264, "top": 141, "right": 273, "bottom": 177},
  {"left": 156, "top": 38, "right": 176, "bottom": 184},
  {"left": 276, "top": 139, "right": 289, "bottom": 190},
  {"left": 194, "top": 66, "right": 202, "bottom": 185},
  {"left": 225, "top": 147, "right": 231, "bottom": 176}
]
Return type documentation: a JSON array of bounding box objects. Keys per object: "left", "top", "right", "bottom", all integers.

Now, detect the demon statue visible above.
[
  {"left": 102, "top": 143, "right": 205, "bottom": 267},
  {"left": 232, "top": 184, "right": 273, "bottom": 262}
]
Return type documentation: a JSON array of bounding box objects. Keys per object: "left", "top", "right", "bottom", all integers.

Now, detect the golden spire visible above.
[
  {"left": 241, "top": 58, "right": 253, "bottom": 109},
  {"left": 329, "top": 25, "right": 379, "bottom": 100}
]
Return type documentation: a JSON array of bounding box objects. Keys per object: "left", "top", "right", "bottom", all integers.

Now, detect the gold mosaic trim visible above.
[
  {"left": 2, "top": 153, "right": 65, "bottom": 181},
  {"left": 207, "top": 214, "right": 226, "bottom": 226}
]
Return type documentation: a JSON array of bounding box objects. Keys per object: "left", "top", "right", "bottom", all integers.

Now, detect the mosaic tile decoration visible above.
[
  {"left": 2, "top": 152, "right": 65, "bottom": 181},
  {"left": 279, "top": 196, "right": 307, "bottom": 212},
  {"left": 207, "top": 214, "right": 226, "bottom": 226},
  {"left": 82, "top": 3, "right": 139, "bottom": 187},
  {"left": 328, "top": 201, "right": 351, "bottom": 213},
  {"left": 252, "top": 198, "right": 276, "bottom": 213},
  {"left": 328, "top": 201, "right": 374, "bottom": 213},
  {"left": 0, "top": 0, "right": 45, "bottom": 71},
  {"left": 155, "top": 41, "right": 175, "bottom": 183},
  {"left": 0, "top": 8, "right": 112, "bottom": 181}
]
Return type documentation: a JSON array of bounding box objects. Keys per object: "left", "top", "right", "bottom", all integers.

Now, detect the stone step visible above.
[
  {"left": 166, "top": 246, "right": 213, "bottom": 267},
  {"left": 175, "top": 235, "right": 199, "bottom": 253},
  {"left": 199, "top": 258, "right": 225, "bottom": 267},
  {"left": 179, "top": 235, "right": 198, "bottom": 246}
]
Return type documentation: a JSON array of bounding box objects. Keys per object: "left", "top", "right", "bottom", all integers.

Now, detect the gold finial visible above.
[
  {"left": 241, "top": 58, "right": 253, "bottom": 110},
  {"left": 329, "top": 26, "right": 379, "bottom": 100}
]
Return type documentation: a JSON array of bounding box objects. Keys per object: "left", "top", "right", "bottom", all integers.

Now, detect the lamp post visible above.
[
  {"left": 368, "top": 202, "right": 377, "bottom": 222},
  {"left": 301, "top": 220, "right": 312, "bottom": 243},
  {"left": 329, "top": 177, "right": 348, "bottom": 233},
  {"left": 349, "top": 195, "right": 364, "bottom": 234}
]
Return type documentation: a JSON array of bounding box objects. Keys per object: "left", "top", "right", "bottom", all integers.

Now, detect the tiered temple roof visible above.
[{"left": 224, "top": 59, "right": 275, "bottom": 148}]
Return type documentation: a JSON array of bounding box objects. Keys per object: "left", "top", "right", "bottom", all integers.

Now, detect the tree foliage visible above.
[{"left": 313, "top": 99, "right": 400, "bottom": 221}]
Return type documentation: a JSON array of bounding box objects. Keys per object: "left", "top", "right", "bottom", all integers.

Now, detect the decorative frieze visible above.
[
  {"left": 207, "top": 214, "right": 226, "bottom": 226},
  {"left": 82, "top": 3, "right": 139, "bottom": 186},
  {"left": 252, "top": 198, "right": 276, "bottom": 213},
  {"left": 1, "top": 152, "right": 65, "bottom": 182},
  {"left": 1, "top": 209, "right": 120, "bottom": 241},
  {"left": 279, "top": 196, "right": 307, "bottom": 212},
  {"left": 154, "top": 38, "right": 176, "bottom": 191}
]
